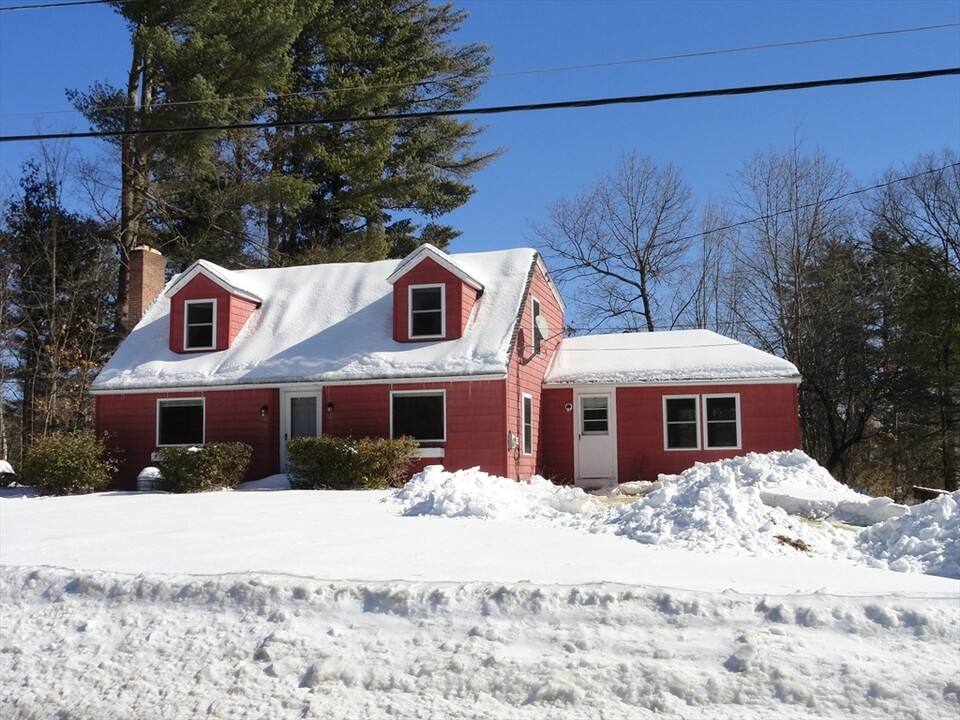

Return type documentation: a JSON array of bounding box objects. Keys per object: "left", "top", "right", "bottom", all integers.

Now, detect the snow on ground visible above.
[
  {"left": 397, "top": 451, "right": 958, "bottom": 578},
  {"left": 2, "top": 452, "right": 959, "bottom": 719}
]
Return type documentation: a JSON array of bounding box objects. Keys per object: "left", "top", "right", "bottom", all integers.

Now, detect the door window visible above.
[
  {"left": 289, "top": 396, "right": 318, "bottom": 438},
  {"left": 581, "top": 396, "right": 609, "bottom": 435}
]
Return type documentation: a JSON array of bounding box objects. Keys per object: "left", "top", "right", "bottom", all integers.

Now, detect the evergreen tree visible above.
[
  {"left": 69, "top": 0, "right": 313, "bottom": 322},
  {"left": 70, "top": 0, "right": 495, "bottom": 279},
  {"left": 0, "top": 159, "right": 117, "bottom": 457},
  {"left": 260, "top": 0, "right": 495, "bottom": 265}
]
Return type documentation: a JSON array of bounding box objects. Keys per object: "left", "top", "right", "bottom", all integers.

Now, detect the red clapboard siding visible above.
[
  {"left": 540, "top": 383, "right": 798, "bottom": 484},
  {"left": 97, "top": 389, "right": 278, "bottom": 490},
  {"left": 227, "top": 295, "right": 259, "bottom": 344},
  {"left": 460, "top": 280, "right": 479, "bottom": 328},
  {"left": 539, "top": 388, "right": 575, "bottom": 483},
  {"left": 321, "top": 380, "right": 509, "bottom": 477},
  {"left": 504, "top": 261, "right": 565, "bottom": 480},
  {"left": 614, "top": 383, "right": 800, "bottom": 482}
]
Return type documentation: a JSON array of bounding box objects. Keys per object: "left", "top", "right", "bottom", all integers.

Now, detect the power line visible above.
[
  {"left": 495, "top": 23, "right": 960, "bottom": 80},
  {"left": 2, "top": 67, "right": 957, "bottom": 144},
  {"left": 686, "top": 162, "right": 960, "bottom": 245},
  {"left": 3, "top": 21, "right": 956, "bottom": 119},
  {"left": 0, "top": 0, "right": 115, "bottom": 10}
]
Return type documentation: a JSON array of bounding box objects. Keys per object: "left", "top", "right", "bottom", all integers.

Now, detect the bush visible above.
[
  {"left": 287, "top": 435, "right": 418, "bottom": 490},
  {"left": 156, "top": 442, "right": 252, "bottom": 493},
  {"left": 20, "top": 431, "right": 117, "bottom": 496}
]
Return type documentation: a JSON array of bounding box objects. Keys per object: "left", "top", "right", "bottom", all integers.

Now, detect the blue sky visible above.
[{"left": 1, "top": 0, "right": 958, "bottom": 254}]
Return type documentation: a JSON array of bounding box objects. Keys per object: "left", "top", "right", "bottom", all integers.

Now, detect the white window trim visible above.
[
  {"left": 531, "top": 298, "right": 542, "bottom": 355},
  {"left": 156, "top": 397, "right": 205, "bottom": 447},
  {"left": 183, "top": 298, "right": 217, "bottom": 351},
  {"left": 703, "top": 393, "right": 742, "bottom": 450},
  {"left": 663, "top": 395, "right": 701, "bottom": 451},
  {"left": 390, "top": 389, "right": 446, "bottom": 442},
  {"left": 408, "top": 284, "right": 445, "bottom": 340},
  {"left": 580, "top": 394, "right": 610, "bottom": 437},
  {"left": 522, "top": 393, "right": 533, "bottom": 455}
]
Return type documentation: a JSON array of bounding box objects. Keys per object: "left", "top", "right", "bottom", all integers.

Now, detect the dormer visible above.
[
  {"left": 386, "top": 244, "right": 484, "bottom": 343},
  {"left": 165, "top": 260, "right": 262, "bottom": 353}
]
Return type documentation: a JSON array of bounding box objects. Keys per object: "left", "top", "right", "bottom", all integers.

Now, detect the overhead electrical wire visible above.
[
  {"left": 0, "top": 0, "right": 117, "bottom": 10},
  {"left": 0, "top": 21, "right": 956, "bottom": 118},
  {"left": 495, "top": 23, "right": 960, "bottom": 79},
  {"left": 2, "top": 67, "right": 958, "bottom": 144},
  {"left": 677, "top": 161, "right": 960, "bottom": 246}
]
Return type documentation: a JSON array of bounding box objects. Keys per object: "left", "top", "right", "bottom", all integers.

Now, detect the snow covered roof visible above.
[
  {"left": 544, "top": 329, "right": 800, "bottom": 385},
  {"left": 164, "top": 259, "right": 263, "bottom": 304},
  {"left": 92, "top": 248, "right": 538, "bottom": 392},
  {"left": 385, "top": 243, "right": 483, "bottom": 291}
]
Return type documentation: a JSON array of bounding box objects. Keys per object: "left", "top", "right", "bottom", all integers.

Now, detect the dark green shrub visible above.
[
  {"left": 287, "top": 435, "right": 418, "bottom": 490},
  {"left": 156, "top": 442, "right": 252, "bottom": 493},
  {"left": 20, "top": 432, "right": 117, "bottom": 496}
]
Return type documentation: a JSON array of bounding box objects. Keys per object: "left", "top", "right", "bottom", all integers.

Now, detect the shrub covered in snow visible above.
[
  {"left": 156, "top": 442, "right": 252, "bottom": 493},
  {"left": 287, "top": 436, "right": 417, "bottom": 490},
  {"left": 20, "top": 431, "right": 117, "bottom": 496}
]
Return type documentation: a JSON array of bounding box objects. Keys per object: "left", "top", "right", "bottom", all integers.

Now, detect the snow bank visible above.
[
  {"left": 395, "top": 465, "right": 599, "bottom": 519},
  {"left": 858, "top": 491, "right": 960, "bottom": 579},
  {"left": 653, "top": 450, "right": 902, "bottom": 525},
  {"left": 3, "top": 565, "right": 958, "bottom": 720},
  {"left": 394, "top": 452, "right": 957, "bottom": 578},
  {"left": 601, "top": 454, "right": 859, "bottom": 560}
]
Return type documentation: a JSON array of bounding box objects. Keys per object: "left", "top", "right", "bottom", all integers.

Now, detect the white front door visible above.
[
  {"left": 280, "top": 390, "right": 321, "bottom": 471},
  {"left": 575, "top": 391, "right": 616, "bottom": 487}
]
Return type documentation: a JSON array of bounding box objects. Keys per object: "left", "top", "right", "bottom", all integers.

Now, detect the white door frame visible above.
[
  {"left": 279, "top": 386, "right": 323, "bottom": 471},
  {"left": 573, "top": 387, "right": 617, "bottom": 488}
]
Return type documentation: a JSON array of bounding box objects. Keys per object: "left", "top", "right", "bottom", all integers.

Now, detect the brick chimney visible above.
[{"left": 126, "top": 246, "right": 166, "bottom": 333}]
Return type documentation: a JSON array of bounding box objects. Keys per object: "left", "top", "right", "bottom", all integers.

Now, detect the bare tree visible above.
[
  {"left": 729, "top": 141, "right": 856, "bottom": 358},
  {"left": 673, "top": 199, "right": 740, "bottom": 335},
  {"left": 530, "top": 152, "right": 694, "bottom": 333},
  {"left": 728, "top": 141, "right": 887, "bottom": 480}
]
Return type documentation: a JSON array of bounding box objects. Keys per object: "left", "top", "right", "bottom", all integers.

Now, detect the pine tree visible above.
[
  {"left": 70, "top": 0, "right": 496, "bottom": 279},
  {"left": 259, "top": 0, "right": 496, "bottom": 264},
  {"left": 68, "top": 0, "right": 312, "bottom": 319}
]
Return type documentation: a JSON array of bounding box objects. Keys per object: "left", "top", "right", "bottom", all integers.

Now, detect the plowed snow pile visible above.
[{"left": 397, "top": 450, "right": 960, "bottom": 578}]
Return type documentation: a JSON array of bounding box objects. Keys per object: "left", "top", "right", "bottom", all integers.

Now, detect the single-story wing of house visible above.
[{"left": 92, "top": 244, "right": 801, "bottom": 489}]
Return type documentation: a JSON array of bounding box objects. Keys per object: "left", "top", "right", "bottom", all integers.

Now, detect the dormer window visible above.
[
  {"left": 184, "top": 299, "right": 216, "bottom": 350},
  {"left": 409, "top": 284, "right": 444, "bottom": 339}
]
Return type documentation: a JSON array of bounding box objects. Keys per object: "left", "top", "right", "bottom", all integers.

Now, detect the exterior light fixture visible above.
[{"left": 260, "top": 405, "right": 269, "bottom": 417}]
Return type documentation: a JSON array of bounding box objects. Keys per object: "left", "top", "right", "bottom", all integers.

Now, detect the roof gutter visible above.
[{"left": 89, "top": 371, "right": 510, "bottom": 396}]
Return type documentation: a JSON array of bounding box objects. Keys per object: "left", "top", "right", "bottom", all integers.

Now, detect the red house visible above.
[{"left": 93, "top": 245, "right": 801, "bottom": 489}]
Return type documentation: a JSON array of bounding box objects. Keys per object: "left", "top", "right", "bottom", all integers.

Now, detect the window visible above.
[
  {"left": 581, "top": 395, "right": 609, "bottom": 435},
  {"left": 391, "top": 391, "right": 445, "bottom": 441},
  {"left": 157, "top": 398, "right": 204, "bottom": 446},
  {"left": 531, "top": 298, "right": 543, "bottom": 355},
  {"left": 522, "top": 394, "right": 533, "bottom": 455},
  {"left": 664, "top": 396, "right": 699, "bottom": 450},
  {"left": 409, "top": 285, "right": 444, "bottom": 339},
  {"left": 184, "top": 299, "right": 216, "bottom": 350},
  {"left": 663, "top": 394, "right": 741, "bottom": 450},
  {"left": 704, "top": 395, "right": 740, "bottom": 449}
]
